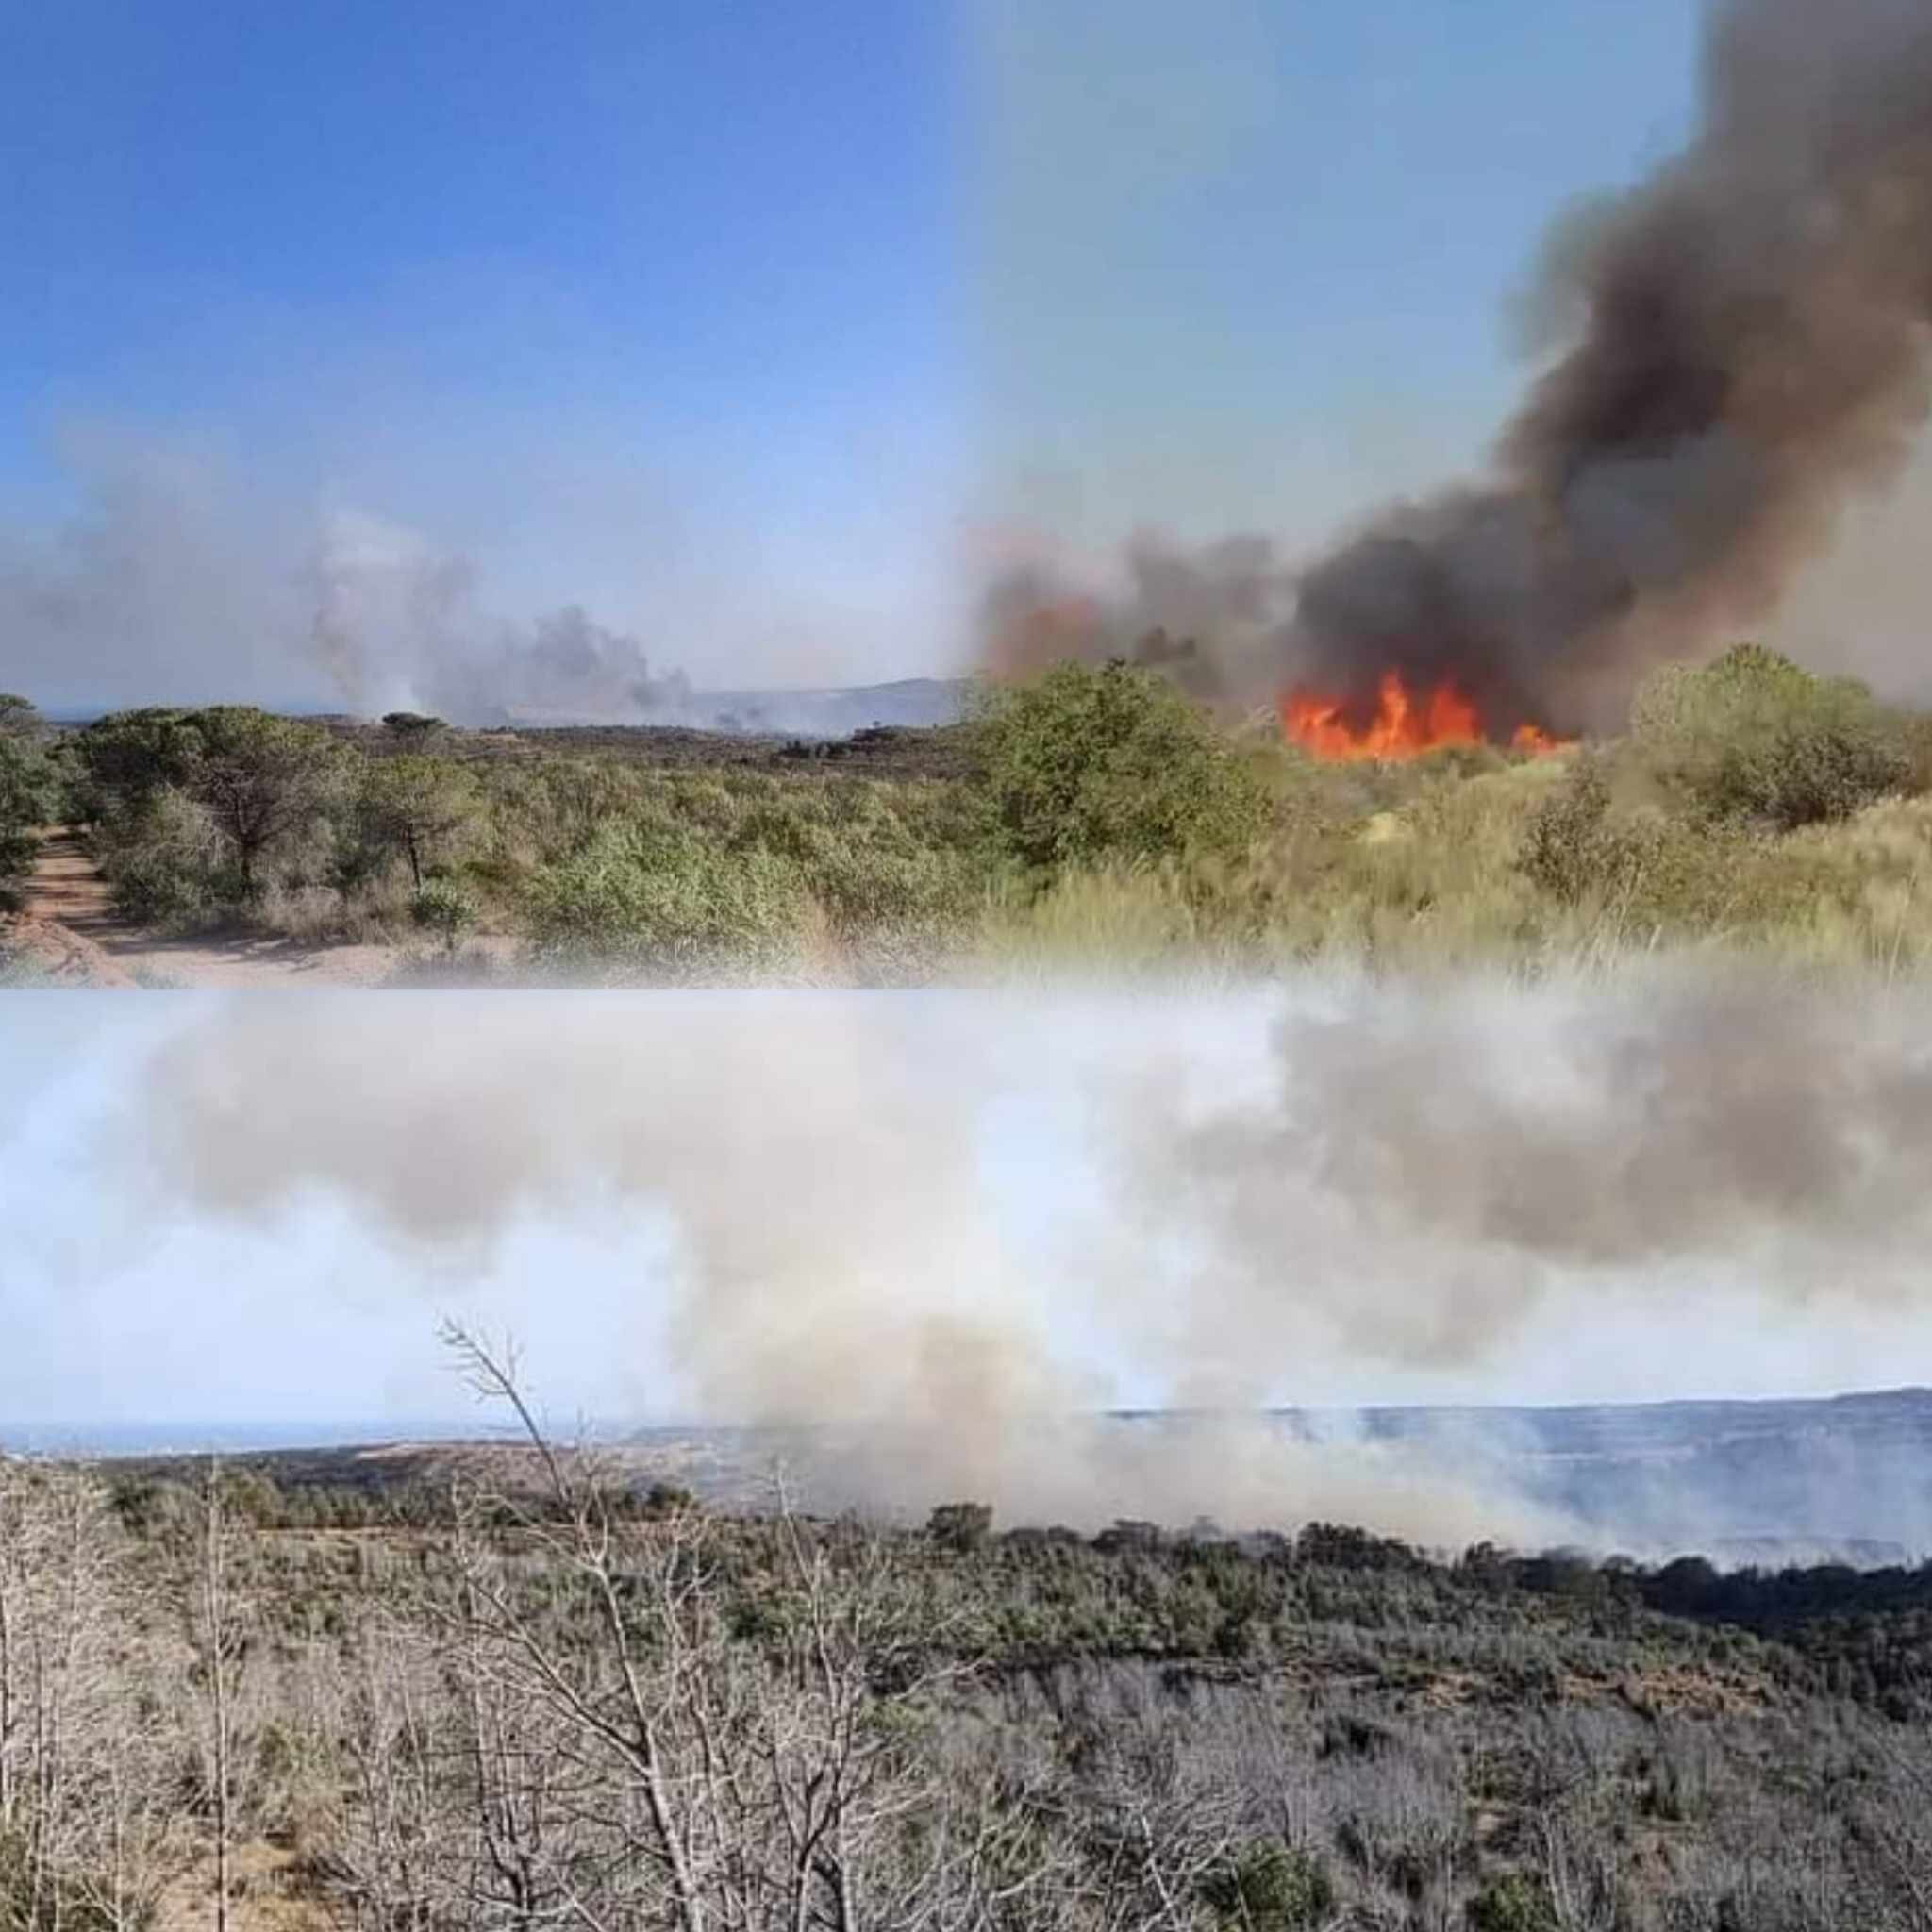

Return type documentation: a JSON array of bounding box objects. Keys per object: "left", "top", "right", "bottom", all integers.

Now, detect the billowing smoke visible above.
[
  {"left": 990, "top": 0, "right": 1932, "bottom": 733},
  {"left": 1108, "top": 969, "right": 1932, "bottom": 1382},
  {"left": 308, "top": 510, "right": 692, "bottom": 724},
  {"left": 89, "top": 990, "right": 1566, "bottom": 1545},
  {"left": 69, "top": 973, "right": 1932, "bottom": 1548},
  {"left": 979, "top": 531, "right": 1292, "bottom": 704}
]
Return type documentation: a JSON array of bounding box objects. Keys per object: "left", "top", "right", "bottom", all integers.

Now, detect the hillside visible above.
[{"left": 40, "top": 1387, "right": 1932, "bottom": 1562}]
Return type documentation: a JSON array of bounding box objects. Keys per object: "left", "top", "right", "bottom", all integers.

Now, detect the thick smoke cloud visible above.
[
  {"left": 76, "top": 974, "right": 1932, "bottom": 1545},
  {"left": 1113, "top": 970, "right": 1932, "bottom": 1379},
  {"left": 98, "top": 991, "right": 1568, "bottom": 1545},
  {"left": 989, "top": 0, "right": 1932, "bottom": 733}
]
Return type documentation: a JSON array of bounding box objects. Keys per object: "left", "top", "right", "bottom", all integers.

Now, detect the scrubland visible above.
[
  {"left": 8, "top": 644, "right": 1932, "bottom": 985},
  {"left": 10, "top": 1338, "right": 1932, "bottom": 1932}
]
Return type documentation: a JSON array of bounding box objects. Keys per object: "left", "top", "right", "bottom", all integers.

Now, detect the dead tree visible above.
[{"left": 415, "top": 1323, "right": 1049, "bottom": 1932}]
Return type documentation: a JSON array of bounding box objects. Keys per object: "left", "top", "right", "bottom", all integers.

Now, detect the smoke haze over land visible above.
[
  {"left": 8, "top": 974, "right": 1921, "bottom": 1546},
  {"left": 0, "top": 426, "right": 961, "bottom": 724}
]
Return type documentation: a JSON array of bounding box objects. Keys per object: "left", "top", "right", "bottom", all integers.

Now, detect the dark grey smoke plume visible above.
[
  {"left": 1115, "top": 970, "right": 1932, "bottom": 1378},
  {"left": 991, "top": 0, "right": 1932, "bottom": 733}
]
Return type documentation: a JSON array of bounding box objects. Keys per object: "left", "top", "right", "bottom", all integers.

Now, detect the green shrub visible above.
[
  {"left": 410, "top": 878, "right": 480, "bottom": 951},
  {"left": 0, "top": 733, "right": 55, "bottom": 908},
  {"left": 1466, "top": 1873, "right": 1559, "bottom": 1932},
  {"left": 976, "top": 660, "right": 1267, "bottom": 877},
  {"left": 525, "top": 825, "right": 815, "bottom": 979},
  {"left": 1200, "top": 1841, "right": 1335, "bottom": 1930},
  {"left": 1518, "top": 753, "right": 1617, "bottom": 905},
  {"left": 96, "top": 786, "right": 229, "bottom": 926},
  {"left": 1632, "top": 644, "right": 1910, "bottom": 831}
]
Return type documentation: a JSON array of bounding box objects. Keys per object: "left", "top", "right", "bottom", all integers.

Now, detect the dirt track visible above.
[{"left": 5, "top": 828, "right": 414, "bottom": 987}]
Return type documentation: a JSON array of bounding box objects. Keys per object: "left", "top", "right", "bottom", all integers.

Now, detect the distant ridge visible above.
[
  {"left": 502, "top": 676, "right": 970, "bottom": 736},
  {"left": 12, "top": 1389, "right": 1932, "bottom": 1561},
  {"left": 40, "top": 677, "right": 974, "bottom": 737}
]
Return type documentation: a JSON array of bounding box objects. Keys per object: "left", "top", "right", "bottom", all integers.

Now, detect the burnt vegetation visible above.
[{"left": 12, "top": 1345, "right": 1932, "bottom": 1932}]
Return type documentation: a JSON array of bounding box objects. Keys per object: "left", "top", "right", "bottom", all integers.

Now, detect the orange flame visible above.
[{"left": 1281, "top": 670, "right": 1570, "bottom": 762}]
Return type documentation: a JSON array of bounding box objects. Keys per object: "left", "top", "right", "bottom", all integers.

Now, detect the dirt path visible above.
[{"left": 6, "top": 827, "right": 415, "bottom": 987}]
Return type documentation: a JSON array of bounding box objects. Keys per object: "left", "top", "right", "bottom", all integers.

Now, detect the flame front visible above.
[{"left": 1281, "top": 671, "right": 1568, "bottom": 761}]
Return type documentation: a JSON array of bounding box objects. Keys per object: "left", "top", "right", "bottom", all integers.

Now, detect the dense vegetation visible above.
[
  {"left": 11, "top": 1339, "right": 1932, "bottom": 1932},
  {"left": 9, "top": 644, "right": 1932, "bottom": 980},
  {"left": 0, "top": 696, "right": 57, "bottom": 911}
]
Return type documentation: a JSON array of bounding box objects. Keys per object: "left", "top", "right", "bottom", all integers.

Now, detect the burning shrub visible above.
[
  {"left": 974, "top": 659, "right": 1267, "bottom": 878},
  {"left": 1632, "top": 645, "right": 1910, "bottom": 832}
]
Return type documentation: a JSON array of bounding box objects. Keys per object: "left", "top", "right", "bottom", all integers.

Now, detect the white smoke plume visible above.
[
  {"left": 58, "top": 972, "right": 1932, "bottom": 1547},
  {"left": 0, "top": 432, "right": 696, "bottom": 723},
  {"left": 306, "top": 509, "right": 691, "bottom": 724}
]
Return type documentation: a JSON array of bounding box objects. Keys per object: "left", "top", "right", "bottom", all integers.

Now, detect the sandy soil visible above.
[{"left": 6, "top": 828, "right": 424, "bottom": 987}]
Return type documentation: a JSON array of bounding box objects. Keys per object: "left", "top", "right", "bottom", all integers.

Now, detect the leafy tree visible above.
[
  {"left": 190, "top": 708, "right": 342, "bottom": 893},
  {"left": 381, "top": 710, "right": 446, "bottom": 740},
  {"left": 66, "top": 708, "right": 206, "bottom": 823},
  {"left": 975, "top": 659, "right": 1266, "bottom": 875},
  {"left": 0, "top": 694, "right": 40, "bottom": 739},
  {"left": 360, "top": 755, "right": 480, "bottom": 887}
]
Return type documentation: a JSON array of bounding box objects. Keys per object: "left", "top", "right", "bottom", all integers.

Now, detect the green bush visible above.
[
  {"left": 1632, "top": 644, "right": 1910, "bottom": 831},
  {"left": 525, "top": 824, "right": 816, "bottom": 979},
  {"left": 410, "top": 878, "right": 480, "bottom": 952},
  {"left": 1200, "top": 1842, "right": 1335, "bottom": 1930},
  {"left": 1518, "top": 753, "right": 1618, "bottom": 905},
  {"left": 96, "top": 786, "right": 229, "bottom": 926},
  {"left": 976, "top": 660, "right": 1267, "bottom": 877},
  {"left": 1466, "top": 1872, "right": 1559, "bottom": 1932}
]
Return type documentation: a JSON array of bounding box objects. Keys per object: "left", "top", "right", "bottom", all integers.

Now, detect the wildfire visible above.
[{"left": 1281, "top": 671, "right": 1570, "bottom": 762}]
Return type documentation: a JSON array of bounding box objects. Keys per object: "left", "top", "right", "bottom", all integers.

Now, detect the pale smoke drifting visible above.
[
  {"left": 96, "top": 975, "right": 1932, "bottom": 1542},
  {"left": 108, "top": 991, "right": 1557, "bottom": 1545},
  {"left": 306, "top": 511, "right": 692, "bottom": 724},
  {"left": 0, "top": 438, "right": 693, "bottom": 724},
  {"left": 990, "top": 0, "right": 1932, "bottom": 732}
]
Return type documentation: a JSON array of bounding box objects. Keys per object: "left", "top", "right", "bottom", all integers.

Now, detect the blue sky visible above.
[{"left": 0, "top": 0, "right": 1726, "bottom": 710}]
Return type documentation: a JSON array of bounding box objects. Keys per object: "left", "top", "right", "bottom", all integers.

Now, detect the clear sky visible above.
[{"left": 0, "top": 0, "right": 1732, "bottom": 711}]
